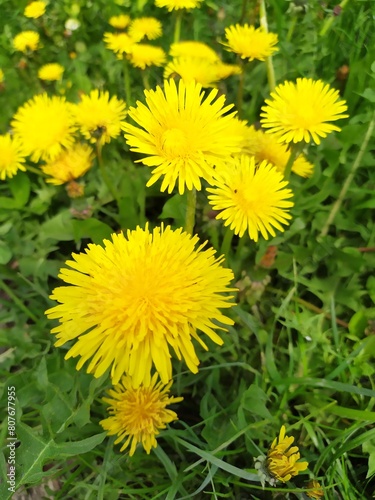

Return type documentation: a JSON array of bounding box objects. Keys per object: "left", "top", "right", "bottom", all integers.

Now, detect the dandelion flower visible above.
[
  {"left": 242, "top": 125, "right": 313, "bottom": 178},
  {"left": 207, "top": 156, "right": 294, "bottom": 242},
  {"left": 109, "top": 14, "right": 131, "bottom": 30},
  {"left": 129, "top": 17, "right": 162, "bottom": 41},
  {"left": 224, "top": 24, "right": 278, "bottom": 61},
  {"left": 128, "top": 44, "right": 166, "bottom": 69},
  {"left": 0, "top": 69, "right": 4, "bottom": 84},
  {"left": 13, "top": 31, "right": 40, "bottom": 53},
  {"left": 260, "top": 78, "right": 349, "bottom": 145},
  {"left": 12, "top": 93, "right": 76, "bottom": 162},
  {"left": 155, "top": 0, "right": 203, "bottom": 11},
  {"left": 72, "top": 90, "right": 127, "bottom": 145},
  {"left": 0, "top": 134, "right": 27, "bottom": 181},
  {"left": 24, "top": 1, "right": 46, "bottom": 18},
  {"left": 100, "top": 374, "right": 183, "bottom": 455},
  {"left": 46, "top": 225, "right": 235, "bottom": 386},
  {"left": 40, "top": 143, "right": 94, "bottom": 184},
  {"left": 170, "top": 41, "right": 219, "bottom": 63},
  {"left": 104, "top": 32, "right": 135, "bottom": 56},
  {"left": 124, "top": 79, "right": 242, "bottom": 194},
  {"left": 306, "top": 480, "right": 324, "bottom": 499},
  {"left": 38, "top": 63, "right": 64, "bottom": 81}
]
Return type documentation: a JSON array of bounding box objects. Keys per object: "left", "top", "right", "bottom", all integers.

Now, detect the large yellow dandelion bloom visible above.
[
  {"left": 128, "top": 44, "right": 166, "bottom": 69},
  {"left": 155, "top": 0, "right": 202, "bottom": 11},
  {"left": 24, "top": 1, "right": 46, "bottom": 18},
  {"left": 38, "top": 63, "right": 64, "bottom": 81},
  {"left": 40, "top": 143, "right": 94, "bottom": 185},
  {"left": 72, "top": 90, "right": 127, "bottom": 145},
  {"left": 12, "top": 94, "right": 76, "bottom": 162},
  {"left": 108, "top": 14, "right": 131, "bottom": 30},
  {"left": 46, "top": 225, "right": 235, "bottom": 386},
  {"left": 0, "top": 134, "right": 27, "bottom": 181},
  {"left": 267, "top": 425, "right": 309, "bottom": 483},
  {"left": 169, "top": 41, "right": 219, "bottom": 63},
  {"left": 124, "top": 79, "right": 243, "bottom": 194},
  {"left": 224, "top": 24, "right": 278, "bottom": 61},
  {"left": 103, "top": 32, "right": 135, "bottom": 56},
  {"left": 242, "top": 126, "right": 313, "bottom": 178},
  {"left": 100, "top": 374, "right": 183, "bottom": 455},
  {"left": 207, "top": 156, "right": 294, "bottom": 242},
  {"left": 128, "top": 17, "right": 162, "bottom": 41},
  {"left": 13, "top": 31, "right": 40, "bottom": 53},
  {"left": 260, "top": 78, "right": 349, "bottom": 145}
]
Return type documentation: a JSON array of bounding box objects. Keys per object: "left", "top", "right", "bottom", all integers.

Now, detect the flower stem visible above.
[
  {"left": 319, "top": 0, "right": 351, "bottom": 37},
  {"left": 236, "top": 61, "right": 245, "bottom": 117},
  {"left": 174, "top": 10, "right": 183, "bottom": 43},
  {"left": 123, "top": 59, "right": 132, "bottom": 106},
  {"left": 320, "top": 111, "right": 375, "bottom": 237},
  {"left": 240, "top": 0, "right": 248, "bottom": 23},
  {"left": 286, "top": 14, "right": 297, "bottom": 42},
  {"left": 184, "top": 189, "right": 196, "bottom": 235},
  {"left": 283, "top": 144, "right": 302, "bottom": 180},
  {"left": 220, "top": 226, "right": 234, "bottom": 261},
  {"left": 96, "top": 140, "right": 119, "bottom": 204},
  {"left": 141, "top": 70, "right": 150, "bottom": 90},
  {"left": 0, "top": 278, "right": 38, "bottom": 323},
  {"left": 25, "top": 164, "right": 48, "bottom": 177},
  {"left": 259, "top": 0, "right": 276, "bottom": 92}
]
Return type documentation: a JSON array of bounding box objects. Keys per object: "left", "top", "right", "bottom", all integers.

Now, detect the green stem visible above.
[
  {"left": 123, "top": 59, "right": 132, "bottom": 106},
  {"left": 319, "top": 0, "right": 351, "bottom": 37},
  {"left": 174, "top": 10, "right": 183, "bottom": 43},
  {"left": 259, "top": 0, "right": 276, "bottom": 92},
  {"left": 25, "top": 164, "right": 48, "bottom": 177},
  {"left": 184, "top": 189, "right": 196, "bottom": 235},
  {"left": 141, "top": 70, "right": 150, "bottom": 90},
  {"left": 0, "top": 278, "right": 38, "bottom": 323},
  {"left": 96, "top": 140, "right": 119, "bottom": 204},
  {"left": 283, "top": 143, "right": 302, "bottom": 180},
  {"left": 236, "top": 61, "right": 245, "bottom": 117},
  {"left": 220, "top": 227, "right": 234, "bottom": 261},
  {"left": 320, "top": 111, "right": 375, "bottom": 237},
  {"left": 286, "top": 14, "right": 297, "bottom": 42},
  {"left": 240, "top": 0, "right": 248, "bottom": 23}
]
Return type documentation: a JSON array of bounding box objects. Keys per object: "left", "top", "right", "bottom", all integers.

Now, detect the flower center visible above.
[{"left": 161, "top": 128, "right": 189, "bottom": 158}]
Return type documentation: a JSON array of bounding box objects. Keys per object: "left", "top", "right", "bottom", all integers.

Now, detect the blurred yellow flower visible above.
[
  {"left": 46, "top": 225, "right": 235, "bottom": 385},
  {"left": 40, "top": 143, "right": 94, "bottom": 184},
  {"left": 108, "top": 14, "right": 131, "bottom": 30},
  {"left": 128, "top": 17, "right": 162, "bottom": 41},
  {"left": 100, "top": 374, "right": 183, "bottom": 455},
  {"left": 155, "top": 0, "right": 202, "bottom": 10},
  {"left": 24, "top": 1, "right": 46, "bottom": 18},
  {"left": 72, "top": 89, "right": 127, "bottom": 145},
  {"left": 12, "top": 93, "right": 76, "bottom": 162},
  {"left": 0, "top": 69, "right": 4, "bottom": 84},
  {"left": 207, "top": 156, "right": 294, "bottom": 242},
  {"left": 13, "top": 31, "right": 40, "bottom": 53},
  {"left": 103, "top": 32, "right": 135, "bottom": 56},
  {"left": 38, "top": 63, "right": 64, "bottom": 81},
  {"left": 128, "top": 44, "right": 166, "bottom": 69},
  {"left": 170, "top": 40, "right": 219, "bottom": 63},
  {"left": 124, "top": 79, "right": 243, "bottom": 194},
  {"left": 306, "top": 480, "right": 324, "bottom": 499},
  {"left": 224, "top": 24, "right": 278, "bottom": 61},
  {"left": 0, "top": 134, "right": 27, "bottom": 180},
  {"left": 260, "top": 78, "right": 349, "bottom": 145}
]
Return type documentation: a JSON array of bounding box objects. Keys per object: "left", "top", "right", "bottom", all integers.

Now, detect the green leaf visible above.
[
  {"left": 363, "top": 440, "right": 375, "bottom": 479},
  {"left": 240, "top": 385, "right": 272, "bottom": 419},
  {"left": 40, "top": 211, "right": 74, "bottom": 241},
  {"left": 349, "top": 311, "right": 368, "bottom": 337},
  {"left": 71, "top": 218, "right": 113, "bottom": 244},
  {"left": 0, "top": 241, "right": 12, "bottom": 264},
  {"left": 0, "top": 172, "right": 31, "bottom": 209},
  {"left": 159, "top": 192, "right": 187, "bottom": 228}
]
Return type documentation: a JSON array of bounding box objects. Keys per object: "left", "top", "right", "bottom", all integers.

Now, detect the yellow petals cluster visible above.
[
  {"left": 100, "top": 374, "right": 183, "bottom": 456},
  {"left": 40, "top": 143, "right": 94, "bottom": 185},
  {"left": 155, "top": 0, "right": 203, "bottom": 11},
  {"left": 128, "top": 44, "right": 166, "bottom": 69},
  {"left": 13, "top": 31, "right": 40, "bottom": 52},
  {"left": 306, "top": 480, "right": 324, "bottom": 499},
  {"left": 0, "top": 134, "right": 27, "bottom": 180},
  {"left": 108, "top": 14, "right": 131, "bottom": 30},
  {"left": 128, "top": 17, "right": 162, "bottom": 41},
  {"left": 24, "top": 1, "right": 46, "bottom": 18},
  {"left": 103, "top": 32, "right": 135, "bottom": 56},
  {"left": 224, "top": 24, "right": 278, "bottom": 61},
  {"left": 170, "top": 41, "right": 219, "bottom": 62},
  {"left": 38, "top": 63, "right": 64, "bottom": 81}
]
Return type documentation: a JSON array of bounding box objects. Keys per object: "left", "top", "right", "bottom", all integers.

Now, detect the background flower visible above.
[
  {"left": 0, "top": 134, "right": 27, "bottom": 180},
  {"left": 13, "top": 31, "right": 40, "bottom": 52},
  {"left": 103, "top": 32, "right": 135, "bottom": 56},
  {"left": 128, "top": 17, "right": 162, "bottom": 41},
  {"left": 128, "top": 44, "right": 166, "bottom": 69},
  {"left": 169, "top": 41, "right": 219, "bottom": 62},
  {"left": 224, "top": 24, "right": 278, "bottom": 61},
  {"left": 155, "top": 0, "right": 203, "bottom": 11},
  {"left": 40, "top": 143, "right": 94, "bottom": 184},
  {"left": 108, "top": 14, "right": 131, "bottom": 30},
  {"left": 24, "top": 1, "right": 46, "bottom": 18},
  {"left": 38, "top": 63, "right": 64, "bottom": 81}
]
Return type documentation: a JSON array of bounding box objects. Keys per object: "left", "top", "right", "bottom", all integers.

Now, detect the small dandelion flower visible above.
[
  {"left": 124, "top": 79, "right": 243, "bottom": 194},
  {"left": 128, "top": 17, "right": 162, "bottom": 41},
  {"left": 170, "top": 41, "right": 219, "bottom": 63},
  {"left": 24, "top": 1, "right": 46, "bottom": 18},
  {"left": 224, "top": 24, "right": 278, "bottom": 61},
  {"left": 13, "top": 31, "right": 40, "bottom": 53},
  {"left": 207, "top": 155, "right": 294, "bottom": 242},
  {"left": 109, "top": 14, "right": 131, "bottom": 30},
  {"left": 40, "top": 143, "right": 94, "bottom": 185},
  {"left": 260, "top": 78, "right": 349, "bottom": 145},
  {"left": 306, "top": 480, "right": 324, "bottom": 499},
  {"left": 38, "top": 63, "right": 64, "bottom": 81},
  {"left": 267, "top": 425, "right": 309, "bottom": 483},
  {"left": 12, "top": 93, "right": 76, "bottom": 162},
  {"left": 155, "top": 0, "right": 203, "bottom": 11},
  {"left": 100, "top": 374, "right": 183, "bottom": 455},
  {"left": 46, "top": 225, "right": 235, "bottom": 386},
  {"left": 72, "top": 90, "right": 127, "bottom": 145},
  {"left": 0, "top": 134, "right": 27, "bottom": 181},
  {"left": 128, "top": 44, "right": 166, "bottom": 69},
  {"left": 103, "top": 32, "right": 135, "bottom": 56}
]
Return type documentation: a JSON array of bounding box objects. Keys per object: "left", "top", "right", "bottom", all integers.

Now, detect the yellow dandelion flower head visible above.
[
  {"left": 72, "top": 89, "right": 127, "bottom": 145},
  {"left": 155, "top": 0, "right": 202, "bottom": 11},
  {"left": 0, "top": 69, "right": 4, "bottom": 84},
  {"left": 124, "top": 79, "right": 243, "bottom": 194},
  {"left": 24, "top": 1, "right": 46, "bottom": 18},
  {"left": 207, "top": 155, "right": 294, "bottom": 242},
  {"left": 224, "top": 24, "right": 278, "bottom": 61},
  {"left": 0, "top": 134, "right": 27, "bottom": 181},
  {"left": 128, "top": 17, "right": 162, "bottom": 42},
  {"left": 100, "top": 374, "right": 183, "bottom": 455},
  {"left": 108, "top": 14, "right": 131, "bottom": 30},
  {"left": 214, "top": 62, "right": 242, "bottom": 80},
  {"left": 306, "top": 480, "right": 324, "bottom": 499},
  {"left": 267, "top": 425, "right": 309, "bottom": 483},
  {"left": 260, "top": 78, "right": 349, "bottom": 145},
  {"left": 11, "top": 93, "right": 76, "bottom": 162},
  {"left": 13, "top": 31, "right": 40, "bottom": 53},
  {"left": 164, "top": 57, "right": 222, "bottom": 88},
  {"left": 103, "top": 32, "right": 135, "bottom": 56},
  {"left": 242, "top": 125, "right": 313, "bottom": 178},
  {"left": 128, "top": 44, "right": 166, "bottom": 69},
  {"left": 38, "top": 63, "right": 64, "bottom": 81},
  {"left": 46, "top": 224, "right": 235, "bottom": 386},
  {"left": 169, "top": 40, "right": 219, "bottom": 63},
  {"left": 40, "top": 143, "right": 94, "bottom": 185}
]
